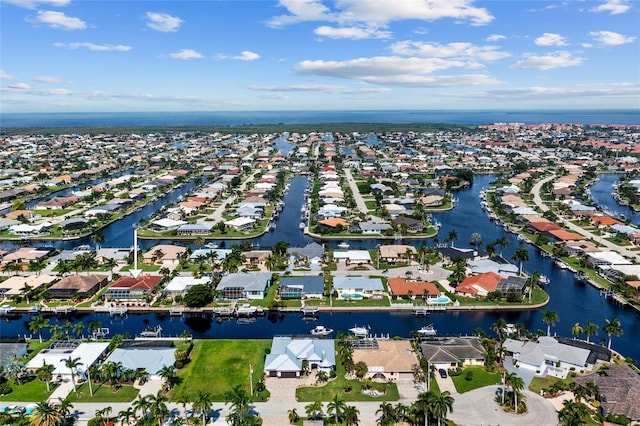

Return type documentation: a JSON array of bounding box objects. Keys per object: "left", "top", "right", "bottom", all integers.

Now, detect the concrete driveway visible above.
[{"left": 449, "top": 386, "right": 558, "bottom": 426}]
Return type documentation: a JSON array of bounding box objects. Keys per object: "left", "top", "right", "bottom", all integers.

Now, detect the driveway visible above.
[{"left": 449, "top": 387, "right": 558, "bottom": 426}]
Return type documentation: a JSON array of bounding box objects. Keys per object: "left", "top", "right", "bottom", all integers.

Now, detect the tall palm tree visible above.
[
  {"left": 73, "top": 322, "right": 85, "bottom": 339},
  {"left": 327, "top": 394, "right": 346, "bottom": 423},
  {"left": 491, "top": 318, "right": 507, "bottom": 341},
  {"left": 192, "top": 390, "right": 213, "bottom": 425},
  {"left": 414, "top": 391, "right": 436, "bottom": 426},
  {"left": 157, "top": 364, "right": 177, "bottom": 390},
  {"left": 505, "top": 372, "right": 525, "bottom": 414},
  {"left": 118, "top": 407, "right": 136, "bottom": 426},
  {"left": 431, "top": 391, "right": 455, "bottom": 426},
  {"left": 30, "top": 400, "right": 63, "bottom": 426},
  {"left": 376, "top": 402, "right": 395, "bottom": 424},
  {"left": 28, "top": 315, "right": 50, "bottom": 343},
  {"left": 496, "top": 236, "right": 509, "bottom": 256},
  {"left": 511, "top": 247, "right": 529, "bottom": 276},
  {"left": 91, "top": 231, "right": 105, "bottom": 250},
  {"left": 287, "top": 408, "right": 300, "bottom": 424},
  {"left": 344, "top": 405, "right": 360, "bottom": 425},
  {"left": 147, "top": 390, "right": 169, "bottom": 426},
  {"left": 541, "top": 310, "right": 559, "bottom": 336},
  {"left": 558, "top": 400, "right": 589, "bottom": 426},
  {"left": 224, "top": 384, "right": 251, "bottom": 424},
  {"left": 584, "top": 321, "right": 598, "bottom": 343},
  {"left": 132, "top": 394, "right": 151, "bottom": 420},
  {"left": 602, "top": 317, "right": 623, "bottom": 350},
  {"left": 37, "top": 363, "right": 55, "bottom": 392},
  {"left": 305, "top": 401, "right": 323, "bottom": 421},
  {"left": 55, "top": 396, "right": 73, "bottom": 420},
  {"left": 446, "top": 230, "right": 458, "bottom": 247},
  {"left": 571, "top": 322, "right": 584, "bottom": 340},
  {"left": 63, "top": 356, "right": 82, "bottom": 393}
]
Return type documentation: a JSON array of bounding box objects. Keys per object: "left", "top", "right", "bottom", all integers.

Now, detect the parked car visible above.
[{"left": 438, "top": 368, "right": 447, "bottom": 378}]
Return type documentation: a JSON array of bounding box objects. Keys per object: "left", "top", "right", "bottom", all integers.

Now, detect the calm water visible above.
[
  {"left": 590, "top": 174, "right": 640, "bottom": 226},
  {"left": 2, "top": 109, "right": 639, "bottom": 127},
  {"left": 2, "top": 174, "right": 638, "bottom": 361}
]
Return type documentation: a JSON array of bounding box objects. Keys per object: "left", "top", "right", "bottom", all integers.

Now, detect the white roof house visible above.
[
  {"left": 333, "top": 276, "right": 384, "bottom": 299},
  {"left": 164, "top": 276, "right": 210, "bottom": 296},
  {"left": 264, "top": 337, "right": 335, "bottom": 378},
  {"left": 26, "top": 342, "right": 110, "bottom": 379},
  {"left": 105, "top": 347, "right": 176, "bottom": 378},
  {"left": 333, "top": 250, "right": 372, "bottom": 264}
]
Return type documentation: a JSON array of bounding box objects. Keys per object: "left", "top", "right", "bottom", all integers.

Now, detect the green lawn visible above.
[
  {"left": 451, "top": 367, "right": 501, "bottom": 393},
  {"left": 0, "top": 377, "right": 55, "bottom": 402},
  {"left": 171, "top": 340, "right": 271, "bottom": 402},
  {"left": 296, "top": 358, "right": 399, "bottom": 402},
  {"left": 528, "top": 375, "right": 573, "bottom": 394},
  {"left": 66, "top": 382, "right": 139, "bottom": 402}
]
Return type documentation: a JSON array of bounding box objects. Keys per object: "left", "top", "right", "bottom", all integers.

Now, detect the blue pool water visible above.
[
  {"left": 429, "top": 296, "right": 452, "bottom": 304},
  {"left": 342, "top": 294, "right": 364, "bottom": 300}
]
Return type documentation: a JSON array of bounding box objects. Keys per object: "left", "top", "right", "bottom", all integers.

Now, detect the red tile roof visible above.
[{"left": 387, "top": 278, "right": 440, "bottom": 296}]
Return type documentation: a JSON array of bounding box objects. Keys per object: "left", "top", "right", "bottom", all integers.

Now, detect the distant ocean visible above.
[{"left": 1, "top": 109, "right": 639, "bottom": 128}]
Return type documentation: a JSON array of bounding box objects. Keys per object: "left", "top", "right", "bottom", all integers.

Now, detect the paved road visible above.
[
  {"left": 530, "top": 174, "right": 640, "bottom": 263},
  {"left": 343, "top": 168, "right": 370, "bottom": 217}
]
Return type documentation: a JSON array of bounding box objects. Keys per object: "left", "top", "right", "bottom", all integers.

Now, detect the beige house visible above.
[
  {"left": 142, "top": 244, "right": 187, "bottom": 267},
  {"left": 378, "top": 245, "right": 417, "bottom": 263},
  {"left": 352, "top": 340, "right": 417, "bottom": 381}
]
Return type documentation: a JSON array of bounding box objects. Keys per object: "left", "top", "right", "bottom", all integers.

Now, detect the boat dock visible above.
[{"left": 93, "top": 305, "right": 128, "bottom": 316}]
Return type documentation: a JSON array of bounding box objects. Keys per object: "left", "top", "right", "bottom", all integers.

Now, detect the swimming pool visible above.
[
  {"left": 341, "top": 294, "right": 364, "bottom": 300},
  {"left": 428, "top": 296, "right": 452, "bottom": 304}
]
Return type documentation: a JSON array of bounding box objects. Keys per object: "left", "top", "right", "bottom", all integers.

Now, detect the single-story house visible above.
[
  {"left": 378, "top": 245, "right": 417, "bottom": 263},
  {"left": 224, "top": 217, "right": 256, "bottom": 231},
  {"left": 387, "top": 277, "right": 441, "bottom": 300},
  {"left": 2, "top": 247, "right": 53, "bottom": 264},
  {"left": 264, "top": 337, "right": 335, "bottom": 378},
  {"left": 142, "top": 245, "right": 187, "bottom": 266},
  {"left": 164, "top": 276, "right": 210, "bottom": 298},
  {"left": 332, "top": 276, "right": 384, "bottom": 300},
  {"left": 177, "top": 222, "right": 216, "bottom": 236},
  {"left": 574, "top": 364, "right": 640, "bottom": 421},
  {"left": 358, "top": 221, "right": 393, "bottom": 234},
  {"left": 149, "top": 218, "right": 188, "bottom": 232},
  {"left": 332, "top": 250, "right": 372, "bottom": 264},
  {"left": 279, "top": 276, "right": 325, "bottom": 299},
  {"left": 95, "top": 248, "right": 131, "bottom": 265},
  {"left": 0, "top": 274, "right": 57, "bottom": 299},
  {"left": 217, "top": 272, "right": 272, "bottom": 300},
  {"left": 392, "top": 216, "right": 424, "bottom": 232},
  {"left": 420, "top": 337, "right": 486, "bottom": 369},
  {"left": 352, "top": 340, "right": 417, "bottom": 381},
  {"left": 456, "top": 272, "right": 502, "bottom": 296},
  {"left": 26, "top": 341, "right": 110, "bottom": 381},
  {"left": 104, "top": 275, "right": 162, "bottom": 301},
  {"left": 105, "top": 344, "right": 176, "bottom": 379},
  {"left": 47, "top": 274, "right": 109, "bottom": 299}
]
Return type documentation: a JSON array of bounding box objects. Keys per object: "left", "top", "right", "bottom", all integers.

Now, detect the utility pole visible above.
[{"left": 249, "top": 364, "right": 253, "bottom": 395}]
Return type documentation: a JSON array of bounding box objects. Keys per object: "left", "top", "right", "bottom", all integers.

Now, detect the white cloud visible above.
[
  {"left": 294, "top": 56, "right": 501, "bottom": 86},
  {"left": 589, "top": 31, "right": 636, "bottom": 45},
  {"left": 484, "top": 83, "right": 640, "bottom": 99},
  {"left": 535, "top": 33, "right": 568, "bottom": 46},
  {"left": 314, "top": 25, "right": 391, "bottom": 39},
  {"left": 168, "top": 49, "right": 203, "bottom": 60},
  {"left": 53, "top": 42, "right": 132, "bottom": 51},
  {"left": 255, "top": 93, "right": 289, "bottom": 100},
  {"left": 390, "top": 41, "right": 510, "bottom": 62},
  {"left": 146, "top": 12, "right": 183, "bottom": 32},
  {"left": 34, "top": 76, "right": 61, "bottom": 83},
  {"left": 510, "top": 51, "right": 584, "bottom": 70},
  {"left": 35, "top": 10, "right": 86, "bottom": 30},
  {"left": 268, "top": 0, "right": 494, "bottom": 28},
  {"left": 232, "top": 51, "right": 260, "bottom": 61},
  {"left": 4, "top": 0, "right": 70, "bottom": 9},
  {"left": 8, "top": 83, "right": 31, "bottom": 91},
  {"left": 486, "top": 34, "right": 505, "bottom": 42},
  {"left": 0, "top": 70, "right": 15, "bottom": 80},
  {"left": 247, "top": 83, "right": 391, "bottom": 94},
  {"left": 590, "top": 0, "right": 631, "bottom": 14}
]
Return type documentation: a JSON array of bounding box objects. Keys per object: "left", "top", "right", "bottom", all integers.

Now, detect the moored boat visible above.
[
  {"left": 417, "top": 324, "right": 437, "bottom": 336},
  {"left": 310, "top": 325, "right": 333, "bottom": 336},
  {"left": 349, "top": 324, "right": 369, "bottom": 337}
]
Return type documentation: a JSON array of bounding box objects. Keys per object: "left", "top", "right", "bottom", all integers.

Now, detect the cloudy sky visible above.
[{"left": 1, "top": 0, "right": 638, "bottom": 113}]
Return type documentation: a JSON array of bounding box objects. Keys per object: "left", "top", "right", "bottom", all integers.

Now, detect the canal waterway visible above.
[
  {"left": 589, "top": 173, "right": 640, "bottom": 226},
  {"left": 1, "top": 174, "right": 638, "bottom": 361}
]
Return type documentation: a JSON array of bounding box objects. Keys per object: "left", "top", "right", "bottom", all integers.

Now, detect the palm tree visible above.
[
  {"left": 132, "top": 394, "right": 151, "bottom": 420},
  {"left": 327, "top": 394, "right": 346, "bottom": 423},
  {"left": 603, "top": 316, "right": 623, "bottom": 350},
  {"left": 414, "top": 391, "right": 436, "bottom": 426},
  {"left": 157, "top": 364, "right": 177, "bottom": 390},
  {"left": 571, "top": 322, "right": 584, "bottom": 340},
  {"left": 431, "top": 391, "right": 455, "bottom": 426},
  {"left": 511, "top": 247, "right": 529, "bottom": 276},
  {"left": 28, "top": 314, "right": 50, "bottom": 343},
  {"left": 118, "top": 407, "right": 136, "bottom": 426},
  {"left": 28, "top": 259, "right": 47, "bottom": 276},
  {"left": 558, "top": 400, "right": 589, "bottom": 426},
  {"left": 55, "top": 396, "right": 73, "bottom": 420},
  {"left": 29, "top": 400, "right": 63, "bottom": 426},
  {"left": 224, "top": 384, "right": 251, "bottom": 424},
  {"left": 584, "top": 321, "right": 598, "bottom": 343},
  {"left": 496, "top": 236, "right": 509, "bottom": 256},
  {"left": 541, "top": 310, "right": 559, "bottom": 336},
  {"left": 37, "top": 363, "right": 55, "bottom": 392},
  {"left": 505, "top": 372, "right": 525, "bottom": 414},
  {"left": 376, "top": 402, "right": 396, "bottom": 425},
  {"left": 192, "top": 390, "right": 213, "bottom": 425},
  {"left": 147, "top": 390, "right": 169, "bottom": 426},
  {"left": 287, "top": 408, "right": 300, "bottom": 424},
  {"left": 446, "top": 230, "right": 458, "bottom": 247},
  {"left": 469, "top": 232, "right": 483, "bottom": 248},
  {"left": 73, "top": 322, "right": 85, "bottom": 339},
  {"left": 305, "top": 401, "right": 323, "bottom": 420},
  {"left": 96, "top": 407, "right": 113, "bottom": 426},
  {"left": 91, "top": 231, "right": 105, "bottom": 250},
  {"left": 104, "top": 257, "right": 118, "bottom": 276},
  {"left": 63, "top": 356, "right": 82, "bottom": 393},
  {"left": 491, "top": 318, "right": 507, "bottom": 341},
  {"left": 344, "top": 404, "right": 360, "bottom": 425}
]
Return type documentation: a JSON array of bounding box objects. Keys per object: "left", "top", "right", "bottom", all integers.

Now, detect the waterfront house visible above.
[
  {"left": 164, "top": 276, "right": 210, "bottom": 298},
  {"left": 104, "top": 275, "right": 162, "bottom": 301},
  {"left": 387, "top": 277, "right": 441, "bottom": 300},
  {"left": 150, "top": 218, "right": 187, "bottom": 232},
  {"left": 2, "top": 247, "right": 53, "bottom": 264},
  {"left": 502, "top": 336, "right": 606, "bottom": 379},
  {"left": 358, "top": 221, "right": 393, "bottom": 235},
  {"left": 0, "top": 218, "right": 22, "bottom": 231},
  {"left": 84, "top": 204, "right": 120, "bottom": 217},
  {"left": 224, "top": 217, "right": 256, "bottom": 231},
  {"left": 0, "top": 274, "right": 57, "bottom": 300},
  {"left": 467, "top": 258, "right": 518, "bottom": 276},
  {"left": 26, "top": 341, "right": 110, "bottom": 381},
  {"left": 47, "top": 274, "right": 108, "bottom": 299},
  {"left": 95, "top": 248, "right": 131, "bottom": 265},
  {"left": 8, "top": 222, "right": 53, "bottom": 236},
  {"left": 287, "top": 242, "right": 325, "bottom": 264},
  {"left": 105, "top": 344, "right": 176, "bottom": 380},
  {"left": 332, "top": 250, "right": 372, "bottom": 265},
  {"left": 217, "top": 272, "right": 272, "bottom": 300},
  {"left": 392, "top": 216, "right": 424, "bottom": 232},
  {"left": 58, "top": 217, "right": 90, "bottom": 230},
  {"left": 419, "top": 337, "right": 486, "bottom": 369},
  {"left": 456, "top": 272, "right": 502, "bottom": 296},
  {"left": 142, "top": 244, "right": 187, "bottom": 267},
  {"left": 438, "top": 246, "right": 487, "bottom": 262},
  {"left": 378, "top": 245, "right": 417, "bottom": 264},
  {"left": 352, "top": 340, "right": 417, "bottom": 381},
  {"left": 278, "top": 276, "right": 325, "bottom": 299},
  {"left": 177, "top": 222, "right": 216, "bottom": 236},
  {"left": 264, "top": 336, "right": 335, "bottom": 378},
  {"left": 332, "top": 276, "right": 384, "bottom": 300}
]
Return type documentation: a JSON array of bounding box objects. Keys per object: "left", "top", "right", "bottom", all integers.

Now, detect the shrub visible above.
[
  {"left": 0, "top": 383, "right": 12, "bottom": 395},
  {"left": 465, "top": 371, "right": 474, "bottom": 382}
]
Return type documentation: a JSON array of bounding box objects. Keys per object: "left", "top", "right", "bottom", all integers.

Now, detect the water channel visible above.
[{"left": 1, "top": 173, "right": 638, "bottom": 361}]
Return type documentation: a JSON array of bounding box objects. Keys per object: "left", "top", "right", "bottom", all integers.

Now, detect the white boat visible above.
[
  {"left": 555, "top": 260, "right": 569, "bottom": 269},
  {"left": 236, "top": 303, "right": 258, "bottom": 316},
  {"left": 338, "top": 242, "right": 350, "bottom": 249},
  {"left": 417, "top": 324, "right": 437, "bottom": 336},
  {"left": 310, "top": 325, "right": 333, "bottom": 336},
  {"left": 140, "top": 325, "right": 163, "bottom": 338},
  {"left": 503, "top": 323, "right": 516, "bottom": 335},
  {"left": 349, "top": 325, "right": 370, "bottom": 337},
  {"left": 0, "top": 305, "right": 17, "bottom": 317},
  {"left": 538, "top": 275, "right": 550, "bottom": 285}
]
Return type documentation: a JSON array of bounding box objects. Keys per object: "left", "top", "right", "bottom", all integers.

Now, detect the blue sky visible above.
[{"left": 1, "top": 0, "right": 638, "bottom": 112}]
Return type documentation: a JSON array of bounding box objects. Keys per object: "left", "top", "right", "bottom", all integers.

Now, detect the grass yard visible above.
[
  {"left": 0, "top": 377, "right": 55, "bottom": 402},
  {"left": 451, "top": 367, "right": 501, "bottom": 393},
  {"left": 528, "top": 375, "right": 573, "bottom": 394},
  {"left": 66, "top": 382, "right": 139, "bottom": 402},
  {"left": 296, "top": 359, "right": 399, "bottom": 402},
  {"left": 171, "top": 340, "right": 271, "bottom": 402}
]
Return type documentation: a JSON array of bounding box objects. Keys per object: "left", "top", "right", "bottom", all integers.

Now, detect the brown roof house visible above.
[
  {"left": 104, "top": 275, "right": 162, "bottom": 301},
  {"left": 142, "top": 244, "right": 187, "bottom": 267},
  {"left": 420, "top": 337, "right": 486, "bottom": 369},
  {"left": 352, "top": 340, "right": 418, "bottom": 381},
  {"left": 47, "top": 274, "right": 108, "bottom": 299}
]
